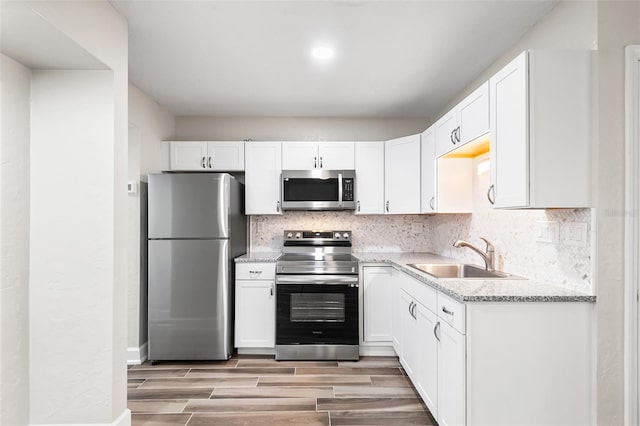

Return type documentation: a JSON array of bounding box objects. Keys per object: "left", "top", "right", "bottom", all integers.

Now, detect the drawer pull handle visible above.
[{"left": 442, "top": 306, "right": 454, "bottom": 316}]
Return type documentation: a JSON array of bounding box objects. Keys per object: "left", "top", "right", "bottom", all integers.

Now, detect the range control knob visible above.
[
  {"left": 295, "top": 232, "right": 302, "bottom": 239},
  {"left": 343, "top": 232, "right": 350, "bottom": 239},
  {"left": 287, "top": 232, "right": 293, "bottom": 239},
  {"left": 334, "top": 232, "right": 341, "bottom": 239}
]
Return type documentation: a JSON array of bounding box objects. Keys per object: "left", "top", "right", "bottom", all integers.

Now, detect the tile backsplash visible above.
[{"left": 249, "top": 155, "right": 592, "bottom": 294}]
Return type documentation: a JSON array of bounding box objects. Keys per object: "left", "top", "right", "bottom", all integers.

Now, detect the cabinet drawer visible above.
[
  {"left": 401, "top": 272, "right": 437, "bottom": 313},
  {"left": 437, "top": 292, "right": 466, "bottom": 334},
  {"left": 236, "top": 263, "right": 276, "bottom": 280}
]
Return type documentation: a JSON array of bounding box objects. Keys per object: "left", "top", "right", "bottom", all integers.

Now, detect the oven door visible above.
[{"left": 276, "top": 275, "right": 359, "bottom": 345}]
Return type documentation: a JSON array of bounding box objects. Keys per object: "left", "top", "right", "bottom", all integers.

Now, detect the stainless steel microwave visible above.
[{"left": 281, "top": 170, "right": 356, "bottom": 211}]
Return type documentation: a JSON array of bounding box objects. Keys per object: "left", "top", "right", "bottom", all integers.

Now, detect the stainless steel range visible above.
[{"left": 275, "top": 230, "right": 359, "bottom": 361}]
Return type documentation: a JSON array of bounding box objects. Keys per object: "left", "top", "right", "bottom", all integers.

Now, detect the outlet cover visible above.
[{"left": 536, "top": 221, "right": 559, "bottom": 244}]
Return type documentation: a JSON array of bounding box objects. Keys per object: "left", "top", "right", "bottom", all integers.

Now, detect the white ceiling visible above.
[
  {"left": 1, "top": 2, "right": 106, "bottom": 70},
  {"left": 111, "top": 0, "right": 558, "bottom": 119}
]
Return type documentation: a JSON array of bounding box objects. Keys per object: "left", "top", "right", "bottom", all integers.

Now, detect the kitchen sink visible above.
[{"left": 408, "top": 263, "right": 524, "bottom": 280}]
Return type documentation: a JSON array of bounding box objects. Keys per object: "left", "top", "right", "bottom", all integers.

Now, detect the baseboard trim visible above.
[
  {"left": 359, "top": 345, "right": 396, "bottom": 357},
  {"left": 237, "top": 348, "right": 276, "bottom": 355},
  {"left": 237, "top": 346, "right": 397, "bottom": 357},
  {"left": 30, "top": 408, "right": 131, "bottom": 426},
  {"left": 127, "top": 342, "right": 148, "bottom": 365}
]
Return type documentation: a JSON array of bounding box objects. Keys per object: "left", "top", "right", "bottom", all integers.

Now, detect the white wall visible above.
[
  {"left": 30, "top": 70, "right": 115, "bottom": 424},
  {"left": 129, "top": 83, "right": 175, "bottom": 176},
  {"left": 21, "top": 1, "right": 130, "bottom": 424},
  {"left": 127, "top": 83, "right": 175, "bottom": 363},
  {"left": 175, "top": 116, "right": 426, "bottom": 141},
  {"left": 430, "top": 1, "right": 597, "bottom": 121},
  {"left": 0, "top": 53, "right": 31, "bottom": 426},
  {"left": 595, "top": 2, "right": 640, "bottom": 424}
]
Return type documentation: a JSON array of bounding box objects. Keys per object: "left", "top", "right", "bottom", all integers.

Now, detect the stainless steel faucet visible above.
[{"left": 453, "top": 237, "right": 495, "bottom": 272}]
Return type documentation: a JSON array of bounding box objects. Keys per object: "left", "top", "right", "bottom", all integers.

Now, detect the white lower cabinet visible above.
[
  {"left": 415, "top": 303, "right": 439, "bottom": 418},
  {"left": 391, "top": 271, "right": 402, "bottom": 354},
  {"left": 235, "top": 263, "right": 275, "bottom": 349},
  {"left": 437, "top": 320, "right": 466, "bottom": 426},
  {"left": 362, "top": 266, "right": 393, "bottom": 342},
  {"left": 396, "top": 272, "right": 460, "bottom": 425},
  {"left": 399, "top": 290, "right": 419, "bottom": 377},
  {"left": 390, "top": 269, "right": 593, "bottom": 426}
]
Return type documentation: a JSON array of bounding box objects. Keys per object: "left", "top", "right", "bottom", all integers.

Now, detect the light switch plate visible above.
[
  {"left": 536, "top": 221, "right": 559, "bottom": 244},
  {"left": 564, "top": 222, "right": 588, "bottom": 247}
]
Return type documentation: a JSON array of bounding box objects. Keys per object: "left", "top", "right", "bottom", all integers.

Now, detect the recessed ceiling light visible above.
[{"left": 311, "top": 45, "right": 335, "bottom": 61}]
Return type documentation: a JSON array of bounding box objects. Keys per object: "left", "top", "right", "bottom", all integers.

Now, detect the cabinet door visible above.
[
  {"left": 438, "top": 320, "right": 466, "bottom": 426},
  {"left": 384, "top": 134, "right": 421, "bottom": 214},
  {"left": 282, "top": 141, "right": 318, "bottom": 170},
  {"left": 318, "top": 141, "right": 355, "bottom": 169},
  {"left": 489, "top": 51, "right": 529, "bottom": 208},
  {"left": 420, "top": 126, "right": 436, "bottom": 213},
  {"left": 169, "top": 142, "right": 208, "bottom": 171},
  {"left": 245, "top": 142, "right": 282, "bottom": 215},
  {"left": 391, "top": 277, "right": 402, "bottom": 354},
  {"left": 399, "top": 291, "right": 418, "bottom": 377},
  {"left": 355, "top": 142, "right": 384, "bottom": 214},
  {"left": 207, "top": 142, "right": 245, "bottom": 171},
  {"left": 363, "top": 266, "right": 393, "bottom": 342},
  {"left": 234, "top": 279, "right": 275, "bottom": 348},
  {"left": 435, "top": 110, "right": 460, "bottom": 158},
  {"left": 416, "top": 304, "right": 439, "bottom": 418},
  {"left": 458, "top": 82, "right": 489, "bottom": 145}
]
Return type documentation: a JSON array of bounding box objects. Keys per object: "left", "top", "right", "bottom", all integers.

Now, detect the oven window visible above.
[
  {"left": 283, "top": 178, "right": 338, "bottom": 202},
  {"left": 290, "top": 293, "right": 345, "bottom": 322}
]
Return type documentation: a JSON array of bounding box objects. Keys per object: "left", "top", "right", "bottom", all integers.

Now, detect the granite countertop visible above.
[
  {"left": 235, "top": 252, "right": 282, "bottom": 263},
  {"left": 354, "top": 252, "right": 596, "bottom": 303}
]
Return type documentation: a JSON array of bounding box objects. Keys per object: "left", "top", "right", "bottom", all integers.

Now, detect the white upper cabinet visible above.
[
  {"left": 165, "top": 141, "right": 245, "bottom": 171},
  {"left": 422, "top": 126, "right": 473, "bottom": 214},
  {"left": 318, "top": 142, "right": 355, "bottom": 169},
  {"left": 282, "top": 142, "right": 318, "bottom": 170},
  {"left": 206, "top": 141, "right": 245, "bottom": 171},
  {"left": 245, "top": 142, "right": 283, "bottom": 215},
  {"left": 355, "top": 142, "right": 384, "bottom": 214},
  {"left": 282, "top": 141, "right": 354, "bottom": 170},
  {"left": 458, "top": 82, "right": 489, "bottom": 146},
  {"left": 435, "top": 109, "right": 460, "bottom": 158},
  {"left": 384, "top": 134, "right": 421, "bottom": 214},
  {"left": 489, "top": 50, "right": 591, "bottom": 209},
  {"left": 420, "top": 126, "right": 437, "bottom": 213},
  {"left": 167, "top": 141, "right": 208, "bottom": 171},
  {"left": 436, "top": 82, "right": 489, "bottom": 159}
]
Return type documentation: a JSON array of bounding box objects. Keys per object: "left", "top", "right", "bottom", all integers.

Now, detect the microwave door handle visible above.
[{"left": 338, "top": 173, "right": 343, "bottom": 207}]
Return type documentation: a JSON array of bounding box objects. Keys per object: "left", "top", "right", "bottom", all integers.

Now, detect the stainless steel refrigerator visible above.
[{"left": 147, "top": 173, "right": 246, "bottom": 361}]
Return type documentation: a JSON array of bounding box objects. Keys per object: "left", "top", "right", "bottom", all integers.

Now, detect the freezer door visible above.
[
  {"left": 148, "top": 173, "right": 230, "bottom": 239},
  {"left": 148, "top": 239, "right": 231, "bottom": 360}
]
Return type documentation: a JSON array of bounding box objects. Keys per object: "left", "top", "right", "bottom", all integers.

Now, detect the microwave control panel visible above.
[{"left": 343, "top": 178, "right": 354, "bottom": 201}]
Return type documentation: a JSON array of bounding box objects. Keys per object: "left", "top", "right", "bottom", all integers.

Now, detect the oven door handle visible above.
[{"left": 276, "top": 275, "right": 359, "bottom": 285}]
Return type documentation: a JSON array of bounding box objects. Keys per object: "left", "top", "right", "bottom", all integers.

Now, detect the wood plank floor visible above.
[{"left": 128, "top": 355, "right": 436, "bottom": 426}]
